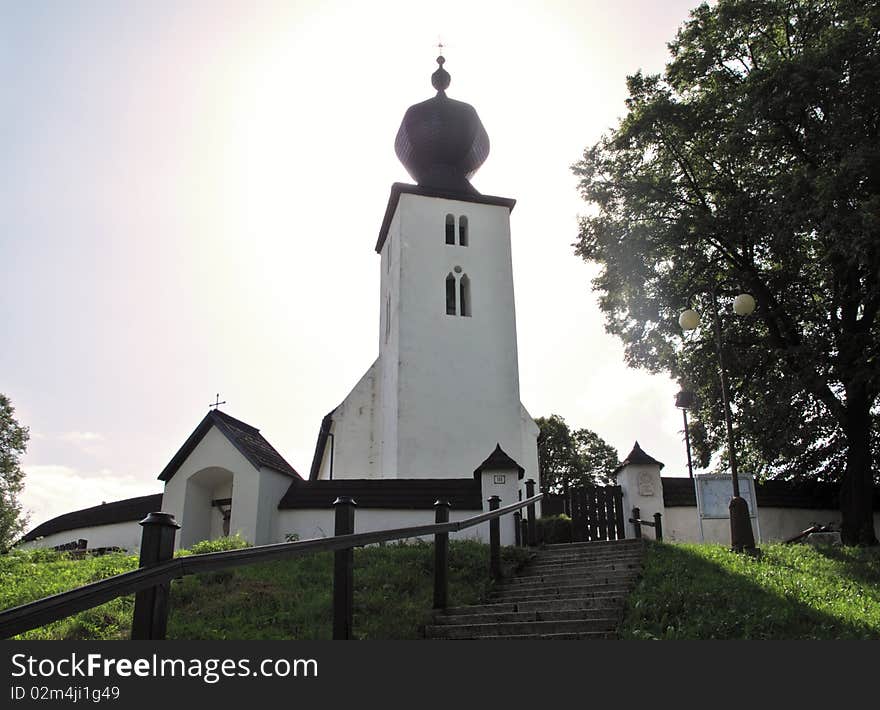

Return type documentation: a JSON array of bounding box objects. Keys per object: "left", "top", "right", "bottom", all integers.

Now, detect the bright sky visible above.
[{"left": 2, "top": 0, "right": 702, "bottom": 528}]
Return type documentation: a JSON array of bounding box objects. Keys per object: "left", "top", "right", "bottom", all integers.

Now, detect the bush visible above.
[
  {"left": 536, "top": 515, "right": 572, "bottom": 544},
  {"left": 176, "top": 534, "right": 251, "bottom": 556}
]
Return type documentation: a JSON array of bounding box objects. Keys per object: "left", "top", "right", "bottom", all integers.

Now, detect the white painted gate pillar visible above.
[{"left": 613, "top": 441, "right": 666, "bottom": 540}]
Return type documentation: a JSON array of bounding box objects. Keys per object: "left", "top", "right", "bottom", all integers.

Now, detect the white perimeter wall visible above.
[
  {"left": 664, "top": 506, "right": 880, "bottom": 544},
  {"left": 19, "top": 521, "right": 143, "bottom": 553},
  {"left": 276, "top": 507, "right": 519, "bottom": 546}
]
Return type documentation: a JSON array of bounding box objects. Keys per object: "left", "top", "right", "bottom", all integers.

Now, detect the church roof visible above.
[
  {"left": 612, "top": 441, "right": 665, "bottom": 475},
  {"left": 473, "top": 443, "right": 525, "bottom": 479},
  {"left": 20, "top": 493, "right": 163, "bottom": 543},
  {"left": 394, "top": 55, "right": 490, "bottom": 194},
  {"left": 308, "top": 408, "right": 337, "bottom": 481},
  {"left": 279, "top": 478, "right": 482, "bottom": 510},
  {"left": 158, "top": 410, "right": 301, "bottom": 482}
]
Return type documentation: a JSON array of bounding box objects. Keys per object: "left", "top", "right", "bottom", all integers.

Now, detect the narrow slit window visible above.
[
  {"left": 385, "top": 295, "right": 391, "bottom": 343},
  {"left": 445, "top": 214, "right": 455, "bottom": 245},
  {"left": 459, "top": 215, "right": 468, "bottom": 246},
  {"left": 445, "top": 273, "right": 457, "bottom": 315},
  {"left": 460, "top": 274, "right": 471, "bottom": 317}
]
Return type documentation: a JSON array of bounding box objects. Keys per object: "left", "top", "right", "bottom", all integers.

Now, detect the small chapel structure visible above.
[{"left": 20, "top": 56, "right": 541, "bottom": 552}]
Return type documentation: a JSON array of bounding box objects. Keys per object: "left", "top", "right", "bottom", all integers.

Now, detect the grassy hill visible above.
[
  {"left": 620, "top": 541, "right": 880, "bottom": 639},
  {"left": 4, "top": 538, "right": 879, "bottom": 639},
  {"left": 1, "top": 539, "right": 529, "bottom": 640}
]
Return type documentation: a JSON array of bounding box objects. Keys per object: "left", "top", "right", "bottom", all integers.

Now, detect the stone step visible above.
[
  {"left": 519, "top": 561, "right": 643, "bottom": 576},
  {"left": 441, "top": 594, "right": 626, "bottom": 618},
  {"left": 425, "top": 617, "right": 620, "bottom": 639},
  {"left": 502, "top": 572, "right": 640, "bottom": 591},
  {"left": 540, "top": 539, "right": 645, "bottom": 553},
  {"left": 491, "top": 584, "right": 632, "bottom": 603},
  {"left": 533, "top": 549, "right": 645, "bottom": 563},
  {"left": 432, "top": 608, "right": 622, "bottom": 626},
  {"left": 470, "top": 631, "right": 617, "bottom": 640},
  {"left": 529, "top": 560, "right": 642, "bottom": 572}
]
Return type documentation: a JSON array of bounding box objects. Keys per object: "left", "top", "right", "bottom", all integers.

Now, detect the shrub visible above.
[
  {"left": 536, "top": 514, "right": 572, "bottom": 544},
  {"left": 176, "top": 534, "right": 251, "bottom": 556}
]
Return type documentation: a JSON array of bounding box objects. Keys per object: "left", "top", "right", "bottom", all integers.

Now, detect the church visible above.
[{"left": 20, "top": 56, "right": 541, "bottom": 553}]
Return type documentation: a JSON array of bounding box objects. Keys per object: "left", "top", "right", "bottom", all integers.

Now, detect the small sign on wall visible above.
[
  {"left": 493, "top": 474, "right": 506, "bottom": 485},
  {"left": 694, "top": 473, "right": 761, "bottom": 543}
]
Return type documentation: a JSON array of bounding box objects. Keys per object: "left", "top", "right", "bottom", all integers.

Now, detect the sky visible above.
[{"left": 1, "top": 0, "right": 704, "bottom": 528}]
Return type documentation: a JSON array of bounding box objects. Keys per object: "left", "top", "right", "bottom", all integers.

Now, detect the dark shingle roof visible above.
[
  {"left": 473, "top": 443, "right": 525, "bottom": 479},
  {"left": 279, "top": 478, "right": 482, "bottom": 510},
  {"left": 661, "top": 477, "right": 880, "bottom": 510},
  {"left": 613, "top": 441, "right": 665, "bottom": 475},
  {"left": 158, "top": 410, "right": 301, "bottom": 482},
  {"left": 309, "top": 409, "right": 337, "bottom": 481},
  {"left": 21, "top": 493, "right": 163, "bottom": 543}
]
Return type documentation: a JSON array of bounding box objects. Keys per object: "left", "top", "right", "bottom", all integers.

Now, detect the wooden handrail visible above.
[{"left": 0, "top": 493, "right": 543, "bottom": 639}]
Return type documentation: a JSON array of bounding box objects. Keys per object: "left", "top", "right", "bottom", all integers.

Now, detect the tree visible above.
[
  {"left": 1, "top": 394, "right": 29, "bottom": 551},
  {"left": 536, "top": 415, "right": 619, "bottom": 505},
  {"left": 572, "top": 0, "right": 880, "bottom": 544}
]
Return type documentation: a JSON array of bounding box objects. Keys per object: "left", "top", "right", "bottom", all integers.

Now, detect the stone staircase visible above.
[{"left": 426, "top": 538, "right": 645, "bottom": 640}]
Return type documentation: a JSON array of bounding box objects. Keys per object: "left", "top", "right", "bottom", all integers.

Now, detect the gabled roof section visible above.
[
  {"left": 473, "top": 443, "right": 525, "bottom": 479},
  {"left": 21, "top": 493, "right": 163, "bottom": 543},
  {"left": 158, "top": 410, "right": 301, "bottom": 482},
  {"left": 613, "top": 441, "right": 665, "bottom": 475},
  {"left": 309, "top": 408, "right": 338, "bottom": 481},
  {"left": 375, "top": 182, "right": 516, "bottom": 254}
]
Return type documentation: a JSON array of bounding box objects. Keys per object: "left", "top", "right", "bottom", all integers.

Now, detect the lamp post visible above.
[
  {"left": 674, "top": 388, "right": 696, "bottom": 479},
  {"left": 679, "top": 285, "right": 758, "bottom": 554}
]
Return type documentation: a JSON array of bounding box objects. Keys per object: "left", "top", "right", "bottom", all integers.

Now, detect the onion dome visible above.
[{"left": 394, "top": 56, "right": 490, "bottom": 194}]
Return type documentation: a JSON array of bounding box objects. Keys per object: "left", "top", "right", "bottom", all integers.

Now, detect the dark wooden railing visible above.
[
  {"left": 629, "top": 507, "right": 663, "bottom": 542},
  {"left": 0, "top": 492, "right": 542, "bottom": 641}
]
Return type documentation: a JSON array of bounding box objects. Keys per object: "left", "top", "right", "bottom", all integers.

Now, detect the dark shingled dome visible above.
[{"left": 394, "top": 56, "right": 490, "bottom": 194}]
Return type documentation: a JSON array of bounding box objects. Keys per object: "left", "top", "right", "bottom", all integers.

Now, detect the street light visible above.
[
  {"left": 674, "top": 388, "right": 696, "bottom": 479},
  {"left": 679, "top": 283, "right": 758, "bottom": 554}
]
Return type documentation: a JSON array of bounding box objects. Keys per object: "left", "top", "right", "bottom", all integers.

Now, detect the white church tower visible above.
[{"left": 311, "top": 56, "right": 539, "bottom": 490}]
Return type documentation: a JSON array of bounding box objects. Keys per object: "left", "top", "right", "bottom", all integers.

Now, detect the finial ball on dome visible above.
[{"left": 431, "top": 56, "right": 451, "bottom": 92}]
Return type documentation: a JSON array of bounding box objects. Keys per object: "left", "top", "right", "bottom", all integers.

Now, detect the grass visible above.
[
  {"left": 9, "top": 538, "right": 879, "bottom": 640},
  {"left": 620, "top": 541, "right": 880, "bottom": 639},
  {"left": 0, "top": 547, "right": 139, "bottom": 640},
  {"left": 2, "top": 540, "right": 530, "bottom": 640}
]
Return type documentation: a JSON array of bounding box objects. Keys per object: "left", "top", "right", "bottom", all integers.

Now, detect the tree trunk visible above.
[{"left": 840, "top": 389, "right": 878, "bottom": 546}]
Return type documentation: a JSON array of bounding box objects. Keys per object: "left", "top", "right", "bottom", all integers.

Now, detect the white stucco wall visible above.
[
  {"left": 519, "top": 403, "right": 542, "bottom": 517},
  {"left": 276, "top": 507, "right": 499, "bottom": 545},
  {"left": 664, "top": 506, "right": 880, "bottom": 544},
  {"left": 321, "top": 191, "right": 540, "bottom": 490},
  {"left": 391, "top": 194, "right": 525, "bottom": 480},
  {"left": 315, "top": 360, "right": 382, "bottom": 481},
  {"left": 161, "top": 425, "right": 292, "bottom": 549},
  {"left": 19, "top": 521, "right": 144, "bottom": 553},
  {"left": 616, "top": 463, "right": 664, "bottom": 539}
]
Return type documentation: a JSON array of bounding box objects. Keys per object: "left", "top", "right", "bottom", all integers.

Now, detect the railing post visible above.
[
  {"left": 525, "top": 479, "right": 537, "bottom": 546},
  {"left": 654, "top": 512, "right": 663, "bottom": 542},
  {"left": 488, "top": 496, "right": 501, "bottom": 580},
  {"left": 631, "top": 507, "right": 642, "bottom": 539},
  {"left": 513, "top": 511, "right": 522, "bottom": 547},
  {"left": 131, "top": 512, "right": 179, "bottom": 640},
  {"left": 433, "top": 500, "right": 451, "bottom": 610},
  {"left": 332, "top": 496, "right": 356, "bottom": 640}
]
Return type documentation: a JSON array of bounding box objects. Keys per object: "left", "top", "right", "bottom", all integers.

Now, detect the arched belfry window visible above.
[
  {"left": 446, "top": 273, "right": 457, "bottom": 315},
  {"left": 445, "top": 214, "right": 455, "bottom": 245},
  {"left": 459, "top": 215, "right": 468, "bottom": 246},
  {"left": 459, "top": 274, "right": 471, "bottom": 316}
]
